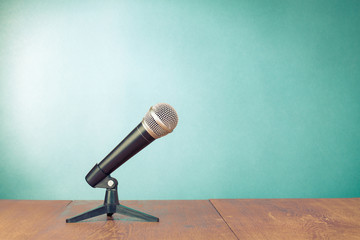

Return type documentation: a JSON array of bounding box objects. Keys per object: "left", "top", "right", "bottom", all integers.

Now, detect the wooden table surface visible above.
[{"left": 0, "top": 198, "right": 359, "bottom": 239}]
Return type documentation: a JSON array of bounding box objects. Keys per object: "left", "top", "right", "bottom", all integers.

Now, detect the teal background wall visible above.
[{"left": 1, "top": 0, "right": 359, "bottom": 200}]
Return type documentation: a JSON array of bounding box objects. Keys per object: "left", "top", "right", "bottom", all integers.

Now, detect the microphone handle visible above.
[{"left": 86, "top": 122, "right": 155, "bottom": 187}]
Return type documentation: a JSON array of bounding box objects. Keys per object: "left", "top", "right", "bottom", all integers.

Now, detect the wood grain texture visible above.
[
  {"left": 0, "top": 200, "right": 237, "bottom": 240},
  {"left": 0, "top": 200, "right": 71, "bottom": 240},
  {"left": 211, "top": 198, "right": 360, "bottom": 240}
]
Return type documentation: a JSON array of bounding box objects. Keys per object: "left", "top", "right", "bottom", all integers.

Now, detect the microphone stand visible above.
[{"left": 66, "top": 176, "right": 159, "bottom": 223}]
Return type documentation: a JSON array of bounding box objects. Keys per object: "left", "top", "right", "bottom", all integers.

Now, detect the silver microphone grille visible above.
[{"left": 142, "top": 103, "right": 179, "bottom": 139}]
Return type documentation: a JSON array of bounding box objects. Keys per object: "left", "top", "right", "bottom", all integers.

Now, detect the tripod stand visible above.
[{"left": 66, "top": 176, "right": 159, "bottom": 223}]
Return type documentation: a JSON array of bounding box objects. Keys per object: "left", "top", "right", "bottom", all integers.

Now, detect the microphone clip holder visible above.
[{"left": 66, "top": 175, "right": 159, "bottom": 223}]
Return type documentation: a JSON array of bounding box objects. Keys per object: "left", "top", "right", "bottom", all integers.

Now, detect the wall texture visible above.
[{"left": 1, "top": 0, "right": 359, "bottom": 200}]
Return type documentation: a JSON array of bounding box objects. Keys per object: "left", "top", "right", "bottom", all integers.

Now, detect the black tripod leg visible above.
[
  {"left": 66, "top": 205, "right": 107, "bottom": 223},
  {"left": 116, "top": 204, "right": 159, "bottom": 222}
]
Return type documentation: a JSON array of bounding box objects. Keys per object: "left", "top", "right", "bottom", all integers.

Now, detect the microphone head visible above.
[{"left": 142, "top": 103, "right": 179, "bottom": 139}]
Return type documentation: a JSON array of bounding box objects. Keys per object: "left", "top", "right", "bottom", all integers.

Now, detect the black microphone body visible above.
[{"left": 86, "top": 122, "right": 155, "bottom": 187}]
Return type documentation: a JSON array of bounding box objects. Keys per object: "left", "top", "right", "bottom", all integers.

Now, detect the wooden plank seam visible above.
[{"left": 209, "top": 200, "right": 240, "bottom": 240}]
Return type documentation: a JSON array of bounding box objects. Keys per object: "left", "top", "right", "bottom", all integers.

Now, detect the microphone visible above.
[{"left": 85, "top": 103, "right": 178, "bottom": 188}]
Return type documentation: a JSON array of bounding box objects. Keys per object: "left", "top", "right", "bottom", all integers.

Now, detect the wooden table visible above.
[{"left": 0, "top": 198, "right": 359, "bottom": 239}]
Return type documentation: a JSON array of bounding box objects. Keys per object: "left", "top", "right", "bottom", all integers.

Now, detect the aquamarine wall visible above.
[{"left": 1, "top": 0, "right": 359, "bottom": 200}]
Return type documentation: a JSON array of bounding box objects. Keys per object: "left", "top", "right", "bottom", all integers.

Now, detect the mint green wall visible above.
[{"left": 1, "top": 0, "right": 359, "bottom": 200}]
